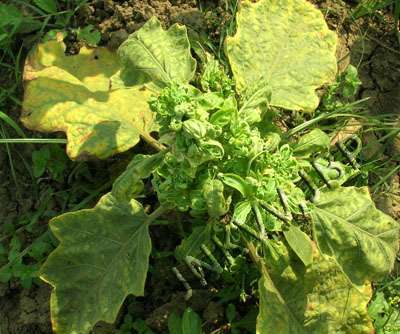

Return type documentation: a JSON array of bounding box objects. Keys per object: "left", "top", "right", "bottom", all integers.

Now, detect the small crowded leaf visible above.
[
  {"left": 115, "top": 17, "right": 196, "bottom": 88},
  {"left": 257, "top": 246, "right": 374, "bottom": 333},
  {"left": 22, "top": 33, "right": 154, "bottom": 160},
  {"left": 311, "top": 186, "right": 400, "bottom": 284},
  {"left": 226, "top": 0, "right": 337, "bottom": 111},
  {"left": 40, "top": 193, "right": 155, "bottom": 334}
]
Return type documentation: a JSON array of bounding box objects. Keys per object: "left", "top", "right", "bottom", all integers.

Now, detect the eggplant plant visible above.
[{"left": 21, "top": 0, "right": 399, "bottom": 333}]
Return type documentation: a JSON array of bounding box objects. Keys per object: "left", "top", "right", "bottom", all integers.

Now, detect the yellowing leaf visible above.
[
  {"left": 226, "top": 0, "right": 337, "bottom": 112},
  {"left": 21, "top": 34, "right": 154, "bottom": 160},
  {"left": 115, "top": 17, "right": 196, "bottom": 88},
  {"left": 40, "top": 193, "right": 158, "bottom": 334},
  {"left": 311, "top": 186, "right": 400, "bottom": 285},
  {"left": 257, "top": 246, "right": 374, "bottom": 333}
]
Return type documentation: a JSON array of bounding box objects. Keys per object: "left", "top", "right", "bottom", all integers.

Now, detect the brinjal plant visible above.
[{"left": 21, "top": 0, "right": 399, "bottom": 333}]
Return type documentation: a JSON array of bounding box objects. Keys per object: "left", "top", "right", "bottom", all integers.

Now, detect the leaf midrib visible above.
[{"left": 133, "top": 36, "right": 171, "bottom": 83}]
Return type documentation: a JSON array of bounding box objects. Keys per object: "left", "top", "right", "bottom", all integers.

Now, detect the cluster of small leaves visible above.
[
  {"left": 149, "top": 63, "right": 304, "bottom": 223},
  {"left": 369, "top": 284, "right": 400, "bottom": 334},
  {"left": 321, "top": 64, "right": 362, "bottom": 111}
]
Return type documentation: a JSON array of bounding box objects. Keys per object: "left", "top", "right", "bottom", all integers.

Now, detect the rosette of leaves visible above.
[{"left": 19, "top": 0, "right": 399, "bottom": 333}]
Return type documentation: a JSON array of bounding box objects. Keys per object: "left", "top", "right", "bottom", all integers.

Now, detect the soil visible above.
[
  {"left": 0, "top": 0, "right": 399, "bottom": 333},
  {"left": 76, "top": 0, "right": 232, "bottom": 49}
]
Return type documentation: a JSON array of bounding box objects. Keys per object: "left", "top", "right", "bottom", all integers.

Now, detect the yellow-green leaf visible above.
[
  {"left": 115, "top": 17, "right": 196, "bottom": 88},
  {"left": 257, "top": 245, "right": 374, "bottom": 333},
  {"left": 311, "top": 186, "right": 400, "bottom": 285},
  {"left": 40, "top": 193, "right": 157, "bottom": 334},
  {"left": 21, "top": 34, "right": 154, "bottom": 160},
  {"left": 226, "top": 0, "right": 337, "bottom": 112}
]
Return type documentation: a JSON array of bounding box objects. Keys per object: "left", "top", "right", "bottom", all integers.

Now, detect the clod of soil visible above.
[{"left": 0, "top": 284, "right": 51, "bottom": 334}]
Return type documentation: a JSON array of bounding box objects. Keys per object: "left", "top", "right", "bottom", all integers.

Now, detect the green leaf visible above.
[
  {"left": 311, "top": 186, "right": 400, "bottom": 285},
  {"left": 0, "top": 4, "right": 23, "bottom": 28},
  {"left": 112, "top": 153, "right": 165, "bottom": 202},
  {"left": 33, "top": 0, "right": 57, "bottom": 14},
  {"left": 232, "top": 200, "right": 252, "bottom": 225},
  {"left": 352, "top": 0, "right": 394, "bottom": 18},
  {"left": 368, "top": 291, "right": 400, "bottom": 333},
  {"left": 341, "top": 64, "right": 362, "bottom": 98},
  {"left": 226, "top": 304, "right": 236, "bottom": 323},
  {"left": 133, "top": 319, "right": 154, "bottom": 334},
  {"left": 181, "top": 308, "right": 202, "bottom": 334},
  {"left": 21, "top": 34, "right": 155, "bottom": 160},
  {"left": 175, "top": 224, "right": 214, "bottom": 262},
  {"left": 0, "top": 4, "right": 41, "bottom": 38},
  {"left": 115, "top": 17, "right": 196, "bottom": 88},
  {"left": 220, "top": 173, "right": 251, "bottom": 197},
  {"left": 203, "top": 179, "right": 230, "bottom": 218},
  {"left": 182, "top": 119, "right": 208, "bottom": 139},
  {"left": 239, "top": 81, "right": 271, "bottom": 124},
  {"left": 226, "top": 0, "right": 337, "bottom": 112},
  {"left": 257, "top": 249, "right": 374, "bottom": 333},
  {"left": 168, "top": 312, "right": 183, "bottom": 334},
  {"left": 32, "top": 147, "right": 50, "bottom": 178},
  {"left": 77, "top": 25, "right": 101, "bottom": 46},
  {"left": 283, "top": 225, "right": 313, "bottom": 266},
  {"left": 40, "top": 193, "right": 158, "bottom": 334},
  {"left": 293, "top": 129, "right": 330, "bottom": 157},
  {"left": 232, "top": 308, "right": 257, "bottom": 333}
]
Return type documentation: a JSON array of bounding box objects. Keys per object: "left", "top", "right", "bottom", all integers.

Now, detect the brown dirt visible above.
[
  {"left": 311, "top": 0, "right": 400, "bottom": 218},
  {"left": 77, "top": 0, "right": 231, "bottom": 49},
  {"left": 0, "top": 284, "right": 51, "bottom": 334}
]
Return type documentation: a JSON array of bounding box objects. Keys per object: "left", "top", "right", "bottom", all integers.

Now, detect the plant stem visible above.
[
  {"left": 148, "top": 205, "right": 169, "bottom": 223},
  {"left": 140, "top": 133, "right": 166, "bottom": 151},
  {"left": 252, "top": 202, "right": 266, "bottom": 237},
  {"left": 246, "top": 241, "right": 263, "bottom": 271}
]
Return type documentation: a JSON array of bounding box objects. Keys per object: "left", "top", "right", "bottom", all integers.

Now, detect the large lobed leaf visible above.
[
  {"left": 115, "top": 17, "right": 196, "bottom": 88},
  {"left": 41, "top": 152, "right": 168, "bottom": 333},
  {"left": 311, "top": 186, "right": 400, "bottom": 285},
  {"left": 226, "top": 0, "right": 337, "bottom": 112},
  {"left": 21, "top": 33, "right": 154, "bottom": 160},
  {"left": 40, "top": 193, "right": 154, "bottom": 334},
  {"left": 257, "top": 243, "right": 374, "bottom": 333}
]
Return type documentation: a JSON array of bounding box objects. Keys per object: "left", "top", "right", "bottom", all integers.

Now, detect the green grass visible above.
[
  {"left": 0, "top": 0, "right": 111, "bottom": 289},
  {"left": 352, "top": 0, "right": 400, "bottom": 44}
]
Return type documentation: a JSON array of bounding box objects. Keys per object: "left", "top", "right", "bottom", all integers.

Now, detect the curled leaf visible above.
[
  {"left": 22, "top": 34, "right": 154, "bottom": 160},
  {"left": 293, "top": 129, "right": 331, "bottom": 157},
  {"left": 112, "top": 153, "right": 165, "bottom": 202}
]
